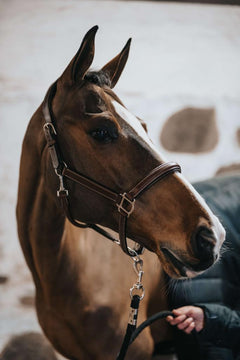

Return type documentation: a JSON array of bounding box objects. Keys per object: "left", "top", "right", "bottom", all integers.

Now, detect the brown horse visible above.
[{"left": 16, "top": 26, "right": 225, "bottom": 360}]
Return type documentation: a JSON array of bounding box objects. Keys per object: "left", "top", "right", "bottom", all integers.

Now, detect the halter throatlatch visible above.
[{"left": 42, "top": 81, "right": 181, "bottom": 257}]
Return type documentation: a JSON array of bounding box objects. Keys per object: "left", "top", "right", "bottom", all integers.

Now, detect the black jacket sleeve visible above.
[{"left": 196, "top": 303, "right": 240, "bottom": 352}]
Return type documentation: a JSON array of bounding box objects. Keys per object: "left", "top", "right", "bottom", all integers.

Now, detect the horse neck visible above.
[
  {"left": 63, "top": 221, "right": 167, "bottom": 309},
  {"left": 17, "top": 106, "right": 67, "bottom": 285}
]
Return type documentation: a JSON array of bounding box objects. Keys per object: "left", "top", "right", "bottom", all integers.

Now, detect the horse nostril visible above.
[
  {"left": 197, "top": 235, "right": 214, "bottom": 255},
  {"left": 192, "top": 226, "right": 216, "bottom": 267}
]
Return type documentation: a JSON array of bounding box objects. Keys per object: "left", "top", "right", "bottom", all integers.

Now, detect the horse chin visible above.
[
  {"left": 160, "top": 262, "right": 189, "bottom": 280},
  {"left": 159, "top": 248, "right": 204, "bottom": 280},
  {"left": 160, "top": 261, "right": 202, "bottom": 280}
]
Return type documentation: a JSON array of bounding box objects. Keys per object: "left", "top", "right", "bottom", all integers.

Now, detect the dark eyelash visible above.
[{"left": 90, "top": 127, "right": 118, "bottom": 143}]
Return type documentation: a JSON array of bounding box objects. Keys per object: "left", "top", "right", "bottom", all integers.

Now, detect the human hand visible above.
[{"left": 166, "top": 306, "right": 204, "bottom": 334}]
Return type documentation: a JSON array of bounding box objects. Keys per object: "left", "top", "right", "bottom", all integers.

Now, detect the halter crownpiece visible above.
[{"left": 43, "top": 82, "right": 181, "bottom": 257}]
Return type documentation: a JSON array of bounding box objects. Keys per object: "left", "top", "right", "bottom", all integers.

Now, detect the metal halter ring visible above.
[{"left": 130, "top": 284, "right": 145, "bottom": 301}]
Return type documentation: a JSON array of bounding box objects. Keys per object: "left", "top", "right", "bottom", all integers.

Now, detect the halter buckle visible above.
[
  {"left": 117, "top": 193, "right": 135, "bottom": 218},
  {"left": 43, "top": 122, "right": 57, "bottom": 139}
]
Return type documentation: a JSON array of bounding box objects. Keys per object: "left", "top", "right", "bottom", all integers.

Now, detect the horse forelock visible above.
[{"left": 84, "top": 70, "right": 111, "bottom": 88}]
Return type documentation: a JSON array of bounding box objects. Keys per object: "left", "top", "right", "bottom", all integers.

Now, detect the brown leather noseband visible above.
[{"left": 42, "top": 82, "right": 181, "bottom": 257}]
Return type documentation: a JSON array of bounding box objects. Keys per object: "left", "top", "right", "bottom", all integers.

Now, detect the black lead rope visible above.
[
  {"left": 116, "top": 300, "right": 174, "bottom": 360},
  {"left": 116, "top": 295, "right": 141, "bottom": 360},
  {"left": 130, "top": 310, "right": 174, "bottom": 345}
]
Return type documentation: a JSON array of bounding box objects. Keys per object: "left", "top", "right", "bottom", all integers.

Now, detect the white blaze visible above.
[
  {"left": 112, "top": 100, "right": 225, "bottom": 255},
  {"left": 112, "top": 100, "right": 161, "bottom": 156}
]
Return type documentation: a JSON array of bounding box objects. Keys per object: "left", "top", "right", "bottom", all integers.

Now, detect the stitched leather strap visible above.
[
  {"left": 58, "top": 190, "right": 120, "bottom": 243},
  {"left": 62, "top": 163, "right": 181, "bottom": 256},
  {"left": 118, "top": 162, "right": 181, "bottom": 256},
  {"left": 62, "top": 167, "right": 119, "bottom": 203},
  {"left": 128, "top": 162, "right": 181, "bottom": 199}
]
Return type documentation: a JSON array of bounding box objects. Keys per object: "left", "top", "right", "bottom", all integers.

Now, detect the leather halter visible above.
[{"left": 42, "top": 81, "right": 181, "bottom": 257}]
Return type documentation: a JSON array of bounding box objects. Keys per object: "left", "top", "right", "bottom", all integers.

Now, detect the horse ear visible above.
[
  {"left": 61, "top": 25, "right": 98, "bottom": 84},
  {"left": 101, "top": 38, "right": 131, "bottom": 88}
]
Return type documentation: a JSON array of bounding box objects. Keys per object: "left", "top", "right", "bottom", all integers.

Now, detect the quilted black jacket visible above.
[{"left": 167, "top": 174, "right": 240, "bottom": 360}]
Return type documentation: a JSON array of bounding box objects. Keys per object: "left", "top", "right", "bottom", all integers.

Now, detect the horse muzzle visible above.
[
  {"left": 160, "top": 246, "right": 215, "bottom": 279},
  {"left": 161, "top": 229, "right": 221, "bottom": 279}
]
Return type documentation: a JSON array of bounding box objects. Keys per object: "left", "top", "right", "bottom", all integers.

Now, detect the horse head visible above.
[{"left": 44, "top": 26, "right": 225, "bottom": 279}]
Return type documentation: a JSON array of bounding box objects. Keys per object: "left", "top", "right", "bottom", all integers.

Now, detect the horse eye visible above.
[{"left": 90, "top": 128, "right": 113, "bottom": 143}]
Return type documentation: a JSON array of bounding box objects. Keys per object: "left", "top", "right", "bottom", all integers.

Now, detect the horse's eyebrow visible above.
[{"left": 84, "top": 111, "right": 121, "bottom": 129}]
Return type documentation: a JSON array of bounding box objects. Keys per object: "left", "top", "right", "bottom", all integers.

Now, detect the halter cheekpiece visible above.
[{"left": 42, "top": 81, "right": 181, "bottom": 257}]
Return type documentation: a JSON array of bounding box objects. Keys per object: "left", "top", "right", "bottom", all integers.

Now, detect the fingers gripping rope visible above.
[{"left": 116, "top": 308, "right": 174, "bottom": 360}]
